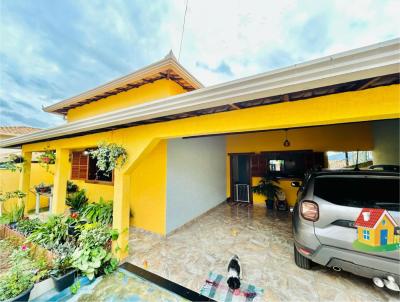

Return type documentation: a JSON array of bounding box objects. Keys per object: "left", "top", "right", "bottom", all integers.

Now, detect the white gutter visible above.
[
  {"left": 43, "top": 51, "right": 204, "bottom": 113},
  {"left": 2, "top": 38, "right": 399, "bottom": 148}
]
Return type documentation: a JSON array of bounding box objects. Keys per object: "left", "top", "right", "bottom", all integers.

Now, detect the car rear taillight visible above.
[{"left": 301, "top": 200, "right": 319, "bottom": 221}]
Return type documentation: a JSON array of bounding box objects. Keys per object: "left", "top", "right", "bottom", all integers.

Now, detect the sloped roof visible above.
[
  {"left": 0, "top": 38, "right": 399, "bottom": 148},
  {"left": 354, "top": 208, "right": 397, "bottom": 229},
  {"left": 0, "top": 126, "right": 41, "bottom": 137},
  {"left": 43, "top": 51, "right": 203, "bottom": 115}
]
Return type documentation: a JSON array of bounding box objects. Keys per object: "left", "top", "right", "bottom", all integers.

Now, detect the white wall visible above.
[
  {"left": 166, "top": 136, "right": 226, "bottom": 233},
  {"left": 372, "top": 119, "right": 400, "bottom": 165}
]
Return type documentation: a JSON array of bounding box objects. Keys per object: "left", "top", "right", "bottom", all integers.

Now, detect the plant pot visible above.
[
  {"left": 51, "top": 269, "right": 77, "bottom": 292},
  {"left": 4, "top": 285, "right": 34, "bottom": 302},
  {"left": 277, "top": 200, "right": 288, "bottom": 211},
  {"left": 70, "top": 208, "right": 79, "bottom": 214},
  {"left": 8, "top": 222, "right": 17, "bottom": 229},
  {"left": 68, "top": 223, "right": 81, "bottom": 237},
  {"left": 13, "top": 157, "right": 24, "bottom": 164},
  {"left": 266, "top": 199, "right": 274, "bottom": 210}
]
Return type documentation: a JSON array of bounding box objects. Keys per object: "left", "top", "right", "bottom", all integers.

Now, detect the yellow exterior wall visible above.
[
  {"left": 226, "top": 123, "right": 374, "bottom": 206},
  {"left": 67, "top": 79, "right": 187, "bottom": 122},
  {"left": 72, "top": 180, "right": 114, "bottom": 203},
  {"left": 15, "top": 85, "right": 400, "bottom": 257},
  {"left": 0, "top": 164, "right": 53, "bottom": 212},
  {"left": 130, "top": 140, "right": 167, "bottom": 234}
]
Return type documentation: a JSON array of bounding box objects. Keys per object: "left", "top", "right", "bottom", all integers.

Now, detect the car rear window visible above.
[{"left": 314, "top": 176, "right": 400, "bottom": 211}]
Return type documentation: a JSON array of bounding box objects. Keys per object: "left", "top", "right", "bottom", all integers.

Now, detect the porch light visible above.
[
  {"left": 82, "top": 149, "right": 90, "bottom": 156},
  {"left": 283, "top": 129, "right": 290, "bottom": 147}
]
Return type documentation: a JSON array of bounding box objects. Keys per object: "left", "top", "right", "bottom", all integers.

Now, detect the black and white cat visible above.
[{"left": 227, "top": 255, "right": 242, "bottom": 290}]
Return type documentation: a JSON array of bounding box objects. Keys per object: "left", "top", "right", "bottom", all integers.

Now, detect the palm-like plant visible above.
[
  {"left": 66, "top": 189, "right": 88, "bottom": 212},
  {"left": 252, "top": 175, "right": 281, "bottom": 208}
]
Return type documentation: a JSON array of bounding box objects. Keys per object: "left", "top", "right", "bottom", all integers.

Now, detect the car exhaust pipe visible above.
[
  {"left": 332, "top": 266, "right": 342, "bottom": 272},
  {"left": 383, "top": 276, "right": 400, "bottom": 292}
]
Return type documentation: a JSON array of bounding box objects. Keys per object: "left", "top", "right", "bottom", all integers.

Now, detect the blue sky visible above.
[{"left": 0, "top": 0, "right": 399, "bottom": 128}]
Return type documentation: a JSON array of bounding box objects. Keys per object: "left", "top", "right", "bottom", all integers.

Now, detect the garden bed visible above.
[
  {"left": 0, "top": 187, "right": 119, "bottom": 300},
  {"left": 0, "top": 225, "right": 56, "bottom": 264}
]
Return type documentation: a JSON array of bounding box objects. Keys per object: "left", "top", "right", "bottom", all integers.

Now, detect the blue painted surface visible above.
[
  {"left": 30, "top": 268, "right": 188, "bottom": 302},
  {"left": 380, "top": 229, "right": 388, "bottom": 245},
  {"left": 30, "top": 277, "right": 94, "bottom": 302}
]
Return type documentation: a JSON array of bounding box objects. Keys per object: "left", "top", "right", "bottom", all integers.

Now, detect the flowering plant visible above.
[{"left": 38, "top": 149, "right": 56, "bottom": 171}]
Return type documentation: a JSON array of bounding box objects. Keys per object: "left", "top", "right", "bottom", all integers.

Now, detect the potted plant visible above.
[
  {"left": 89, "top": 141, "right": 127, "bottom": 176},
  {"left": 66, "top": 212, "right": 83, "bottom": 237},
  {"left": 0, "top": 269, "right": 34, "bottom": 302},
  {"left": 38, "top": 149, "right": 56, "bottom": 171},
  {"left": 252, "top": 175, "right": 281, "bottom": 210},
  {"left": 71, "top": 224, "right": 119, "bottom": 280},
  {"left": 66, "top": 189, "right": 88, "bottom": 214},
  {"left": 50, "top": 255, "right": 76, "bottom": 291},
  {"left": 34, "top": 183, "right": 51, "bottom": 194},
  {"left": 0, "top": 190, "right": 26, "bottom": 228}
]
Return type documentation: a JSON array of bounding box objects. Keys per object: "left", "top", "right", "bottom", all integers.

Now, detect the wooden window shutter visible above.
[
  {"left": 251, "top": 154, "right": 266, "bottom": 177},
  {"left": 71, "top": 152, "right": 88, "bottom": 180}
]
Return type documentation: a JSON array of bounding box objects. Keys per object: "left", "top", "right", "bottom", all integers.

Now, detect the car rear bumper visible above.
[{"left": 305, "top": 243, "right": 400, "bottom": 282}]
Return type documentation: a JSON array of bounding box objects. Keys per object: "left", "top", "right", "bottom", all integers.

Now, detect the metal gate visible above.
[{"left": 234, "top": 184, "right": 250, "bottom": 202}]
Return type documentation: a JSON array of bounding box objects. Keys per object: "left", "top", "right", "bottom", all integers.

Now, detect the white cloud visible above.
[{"left": 0, "top": 0, "right": 398, "bottom": 128}]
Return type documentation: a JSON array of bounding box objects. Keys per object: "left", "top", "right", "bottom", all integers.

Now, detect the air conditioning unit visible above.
[{"left": 234, "top": 184, "right": 250, "bottom": 202}]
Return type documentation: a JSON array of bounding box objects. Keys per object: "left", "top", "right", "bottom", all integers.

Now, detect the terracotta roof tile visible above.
[{"left": 0, "top": 126, "right": 41, "bottom": 136}]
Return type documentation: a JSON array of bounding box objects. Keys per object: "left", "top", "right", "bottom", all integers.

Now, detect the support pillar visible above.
[
  {"left": 112, "top": 170, "right": 131, "bottom": 260},
  {"left": 19, "top": 151, "right": 32, "bottom": 215},
  {"left": 52, "top": 148, "right": 69, "bottom": 214}
]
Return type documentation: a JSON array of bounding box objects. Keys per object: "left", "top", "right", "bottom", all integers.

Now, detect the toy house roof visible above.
[{"left": 355, "top": 208, "right": 397, "bottom": 229}]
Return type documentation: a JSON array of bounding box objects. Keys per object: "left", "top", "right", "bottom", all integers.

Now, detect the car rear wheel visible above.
[{"left": 294, "top": 245, "right": 311, "bottom": 269}]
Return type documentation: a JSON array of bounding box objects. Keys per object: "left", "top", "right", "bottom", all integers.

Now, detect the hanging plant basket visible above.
[
  {"left": 38, "top": 150, "right": 56, "bottom": 171},
  {"left": 89, "top": 141, "right": 127, "bottom": 176}
]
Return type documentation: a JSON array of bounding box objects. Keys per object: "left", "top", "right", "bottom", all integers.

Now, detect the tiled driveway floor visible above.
[{"left": 127, "top": 203, "right": 398, "bottom": 302}]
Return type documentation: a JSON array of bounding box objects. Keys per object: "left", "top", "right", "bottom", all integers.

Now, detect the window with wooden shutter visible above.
[{"left": 71, "top": 152, "right": 88, "bottom": 180}]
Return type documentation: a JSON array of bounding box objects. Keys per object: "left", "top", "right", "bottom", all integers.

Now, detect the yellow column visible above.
[
  {"left": 19, "top": 151, "right": 32, "bottom": 215},
  {"left": 112, "top": 170, "right": 131, "bottom": 260},
  {"left": 52, "top": 148, "right": 69, "bottom": 214}
]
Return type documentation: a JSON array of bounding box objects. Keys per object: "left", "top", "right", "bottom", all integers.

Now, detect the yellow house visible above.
[
  {"left": 355, "top": 208, "right": 397, "bottom": 247},
  {"left": 0, "top": 39, "right": 399, "bottom": 259}
]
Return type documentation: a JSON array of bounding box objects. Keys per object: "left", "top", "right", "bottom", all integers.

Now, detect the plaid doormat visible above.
[{"left": 200, "top": 272, "right": 264, "bottom": 302}]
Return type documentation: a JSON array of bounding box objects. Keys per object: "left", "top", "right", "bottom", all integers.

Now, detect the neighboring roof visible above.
[
  {"left": 1, "top": 38, "right": 399, "bottom": 148},
  {"left": 355, "top": 208, "right": 397, "bottom": 229},
  {"left": 44, "top": 51, "right": 203, "bottom": 115},
  {"left": 0, "top": 126, "right": 41, "bottom": 137}
]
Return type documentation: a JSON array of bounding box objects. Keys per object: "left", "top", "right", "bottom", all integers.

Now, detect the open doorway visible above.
[{"left": 230, "top": 154, "right": 252, "bottom": 203}]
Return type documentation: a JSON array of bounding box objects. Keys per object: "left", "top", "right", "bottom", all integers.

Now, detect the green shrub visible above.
[
  {"left": 67, "top": 181, "right": 79, "bottom": 194},
  {"left": 0, "top": 243, "right": 48, "bottom": 300},
  {"left": 27, "top": 215, "right": 69, "bottom": 250},
  {"left": 66, "top": 189, "right": 88, "bottom": 212},
  {"left": 0, "top": 203, "right": 25, "bottom": 225},
  {"left": 71, "top": 224, "right": 118, "bottom": 280},
  {"left": 0, "top": 269, "right": 34, "bottom": 300},
  {"left": 16, "top": 218, "right": 42, "bottom": 236},
  {"left": 81, "top": 198, "right": 113, "bottom": 225}
]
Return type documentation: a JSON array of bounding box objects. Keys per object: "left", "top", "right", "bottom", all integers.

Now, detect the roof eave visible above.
[
  {"left": 2, "top": 39, "right": 399, "bottom": 149},
  {"left": 43, "top": 55, "right": 203, "bottom": 114}
]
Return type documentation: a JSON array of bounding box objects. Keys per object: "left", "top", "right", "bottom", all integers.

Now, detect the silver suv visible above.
[{"left": 292, "top": 170, "right": 400, "bottom": 290}]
